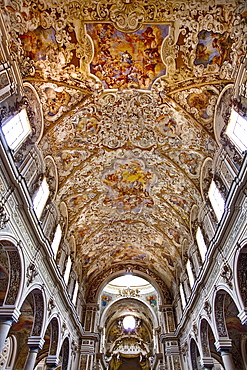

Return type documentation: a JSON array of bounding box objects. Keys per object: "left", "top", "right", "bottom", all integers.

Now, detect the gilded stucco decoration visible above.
[{"left": 2, "top": 0, "right": 246, "bottom": 295}]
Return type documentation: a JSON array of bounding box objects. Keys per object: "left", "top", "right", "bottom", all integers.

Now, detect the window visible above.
[
  {"left": 64, "top": 255, "right": 72, "bottom": 285},
  {"left": 186, "top": 259, "right": 195, "bottom": 288},
  {"left": 33, "top": 177, "right": 49, "bottom": 219},
  {"left": 51, "top": 224, "right": 62, "bottom": 256},
  {"left": 196, "top": 227, "right": 207, "bottom": 262},
  {"left": 226, "top": 109, "right": 247, "bottom": 153},
  {"left": 179, "top": 283, "right": 186, "bottom": 309},
  {"left": 2, "top": 109, "right": 31, "bottom": 150},
  {"left": 72, "top": 281, "right": 79, "bottom": 305},
  {"left": 208, "top": 180, "right": 225, "bottom": 222},
  {"left": 123, "top": 316, "right": 135, "bottom": 330}
]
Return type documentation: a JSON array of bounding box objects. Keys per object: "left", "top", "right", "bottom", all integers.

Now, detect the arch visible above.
[
  {"left": 30, "top": 288, "right": 46, "bottom": 337},
  {"left": 89, "top": 265, "right": 171, "bottom": 306},
  {"left": 18, "top": 285, "right": 47, "bottom": 338},
  {"left": 189, "top": 338, "right": 201, "bottom": 370},
  {"left": 199, "top": 318, "right": 211, "bottom": 358},
  {"left": 214, "top": 289, "right": 231, "bottom": 338},
  {"left": 9, "top": 286, "right": 46, "bottom": 369},
  {"left": 0, "top": 237, "right": 25, "bottom": 309},
  {"left": 34, "top": 315, "right": 61, "bottom": 369},
  {"left": 99, "top": 296, "right": 159, "bottom": 329},
  {"left": 213, "top": 288, "right": 247, "bottom": 369},
  {"left": 236, "top": 244, "right": 247, "bottom": 308},
  {"left": 59, "top": 336, "right": 70, "bottom": 370},
  {"left": 48, "top": 317, "right": 60, "bottom": 356},
  {"left": 198, "top": 317, "right": 224, "bottom": 368}
]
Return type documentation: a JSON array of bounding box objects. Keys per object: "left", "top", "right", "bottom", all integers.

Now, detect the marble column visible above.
[
  {"left": 24, "top": 347, "right": 39, "bottom": 370},
  {"left": 79, "top": 333, "right": 99, "bottom": 370},
  {"left": 160, "top": 334, "right": 182, "bottom": 370},
  {"left": 0, "top": 307, "right": 20, "bottom": 353},
  {"left": 220, "top": 350, "right": 235, "bottom": 370},
  {"left": 46, "top": 355, "right": 59, "bottom": 369},
  {"left": 23, "top": 337, "right": 45, "bottom": 370},
  {"left": 215, "top": 339, "right": 236, "bottom": 370},
  {"left": 200, "top": 358, "right": 214, "bottom": 370},
  {"left": 72, "top": 344, "right": 81, "bottom": 370}
]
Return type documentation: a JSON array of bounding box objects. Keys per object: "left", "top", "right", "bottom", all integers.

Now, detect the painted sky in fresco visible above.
[
  {"left": 102, "top": 158, "right": 156, "bottom": 213},
  {"left": 194, "top": 30, "right": 232, "bottom": 67},
  {"left": 86, "top": 24, "right": 169, "bottom": 89}
]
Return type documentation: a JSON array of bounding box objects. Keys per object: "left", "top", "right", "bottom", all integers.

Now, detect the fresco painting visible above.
[
  {"left": 20, "top": 26, "right": 58, "bottom": 61},
  {"left": 194, "top": 30, "right": 232, "bottom": 67},
  {"left": 155, "top": 115, "right": 180, "bottom": 138},
  {"left": 146, "top": 295, "right": 157, "bottom": 307},
  {"left": 102, "top": 158, "right": 156, "bottom": 213},
  {"left": 101, "top": 294, "right": 112, "bottom": 307},
  {"left": 87, "top": 24, "right": 169, "bottom": 89},
  {"left": 187, "top": 90, "right": 216, "bottom": 119}
]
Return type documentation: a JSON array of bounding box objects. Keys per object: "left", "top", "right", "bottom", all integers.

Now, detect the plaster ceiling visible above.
[{"left": 3, "top": 0, "right": 246, "bottom": 298}]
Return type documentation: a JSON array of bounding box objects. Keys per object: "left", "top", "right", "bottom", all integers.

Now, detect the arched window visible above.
[
  {"left": 51, "top": 224, "right": 62, "bottom": 256},
  {"left": 196, "top": 227, "right": 207, "bottom": 262},
  {"left": 33, "top": 177, "right": 49, "bottom": 219},
  {"left": 2, "top": 109, "right": 31, "bottom": 151},
  {"left": 226, "top": 108, "right": 247, "bottom": 153},
  {"left": 186, "top": 259, "right": 195, "bottom": 288},
  {"left": 64, "top": 255, "right": 72, "bottom": 285},
  {"left": 208, "top": 180, "right": 225, "bottom": 222}
]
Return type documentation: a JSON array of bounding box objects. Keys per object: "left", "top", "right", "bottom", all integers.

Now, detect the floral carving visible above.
[
  {"left": 221, "top": 263, "right": 233, "bottom": 289},
  {"left": 215, "top": 292, "right": 228, "bottom": 337},
  {"left": 109, "top": 1, "right": 145, "bottom": 32},
  {"left": 0, "top": 204, "right": 9, "bottom": 229},
  {"left": 26, "top": 262, "right": 39, "bottom": 286},
  {"left": 32, "top": 290, "right": 44, "bottom": 336},
  {"left": 203, "top": 300, "right": 212, "bottom": 319}
]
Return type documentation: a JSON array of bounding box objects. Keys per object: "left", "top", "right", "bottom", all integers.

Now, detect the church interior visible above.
[{"left": 0, "top": 0, "right": 246, "bottom": 369}]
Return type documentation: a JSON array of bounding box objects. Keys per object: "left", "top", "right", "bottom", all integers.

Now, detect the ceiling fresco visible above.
[{"left": 2, "top": 0, "right": 246, "bottom": 297}]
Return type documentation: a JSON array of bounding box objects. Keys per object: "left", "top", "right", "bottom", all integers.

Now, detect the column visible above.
[
  {"left": 215, "top": 339, "right": 236, "bottom": 370},
  {"left": 72, "top": 342, "right": 81, "bottom": 370},
  {"left": 0, "top": 307, "right": 20, "bottom": 353},
  {"left": 220, "top": 350, "right": 235, "bottom": 370},
  {"left": 23, "top": 337, "right": 45, "bottom": 370},
  {"left": 46, "top": 355, "right": 59, "bottom": 369},
  {"left": 79, "top": 334, "right": 99, "bottom": 370},
  {"left": 160, "top": 334, "right": 182, "bottom": 370},
  {"left": 200, "top": 357, "right": 214, "bottom": 369},
  {"left": 83, "top": 304, "right": 99, "bottom": 333},
  {"left": 237, "top": 308, "right": 247, "bottom": 325}
]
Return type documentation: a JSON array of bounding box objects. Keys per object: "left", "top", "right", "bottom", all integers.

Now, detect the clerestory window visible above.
[
  {"left": 208, "top": 180, "right": 225, "bottom": 222},
  {"left": 186, "top": 259, "right": 195, "bottom": 288},
  {"left": 51, "top": 224, "right": 62, "bottom": 257},
  {"left": 33, "top": 177, "right": 49, "bottom": 219},
  {"left": 196, "top": 227, "right": 207, "bottom": 262},
  {"left": 64, "top": 255, "right": 72, "bottom": 285},
  {"left": 2, "top": 109, "right": 31, "bottom": 151},
  {"left": 226, "top": 108, "right": 247, "bottom": 153}
]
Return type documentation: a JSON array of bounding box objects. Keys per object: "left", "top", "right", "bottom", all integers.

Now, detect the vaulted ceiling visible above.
[{"left": 3, "top": 0, "right": 246, "bottom": 299}]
